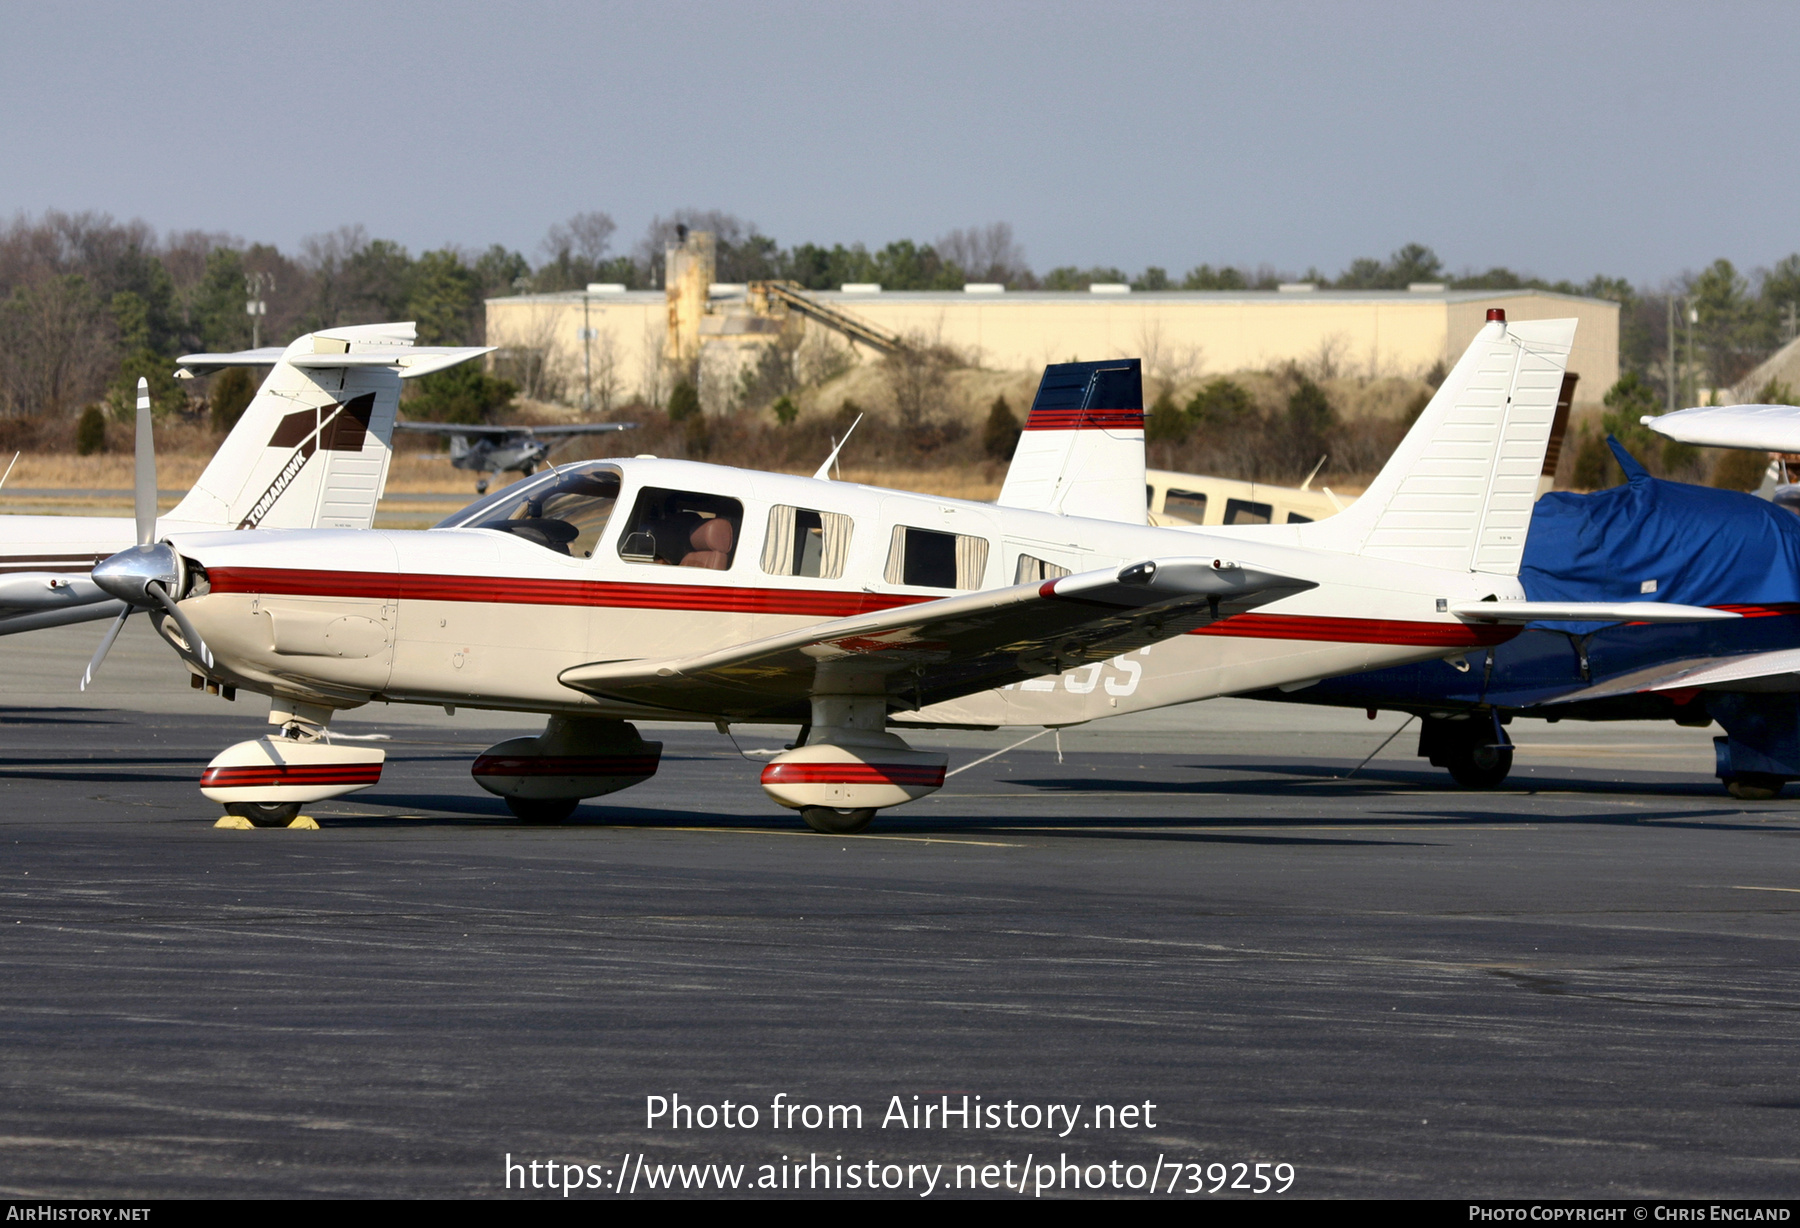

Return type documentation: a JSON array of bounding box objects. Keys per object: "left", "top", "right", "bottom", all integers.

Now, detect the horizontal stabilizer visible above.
[
  {"left": 173, "top": 347, "right": 289, "bottom": 376},
  {"left": 1545, "top": 647, "right": 1800, "bottom": 705},
  {"left": 289, "top": 347, "right": 495, "bottom": 379},
  {"left": 1448, "top": 600, "right": 1740, "bottom": 625},
  {"left": 558, "top": 555, "right": 1314, "bottom": 720},
  {"left": 1644, "top": 404, "right": 1800, "bottom": 453}
]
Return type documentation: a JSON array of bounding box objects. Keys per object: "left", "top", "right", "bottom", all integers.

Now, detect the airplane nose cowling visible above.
[{"left": 91, "top": 542, "right": 182, "bottom": 606}]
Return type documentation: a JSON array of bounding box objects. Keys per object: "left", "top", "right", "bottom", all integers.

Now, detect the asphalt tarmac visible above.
[{"left": 3, "top": 623, "right": 1798, "bottom": 1199}]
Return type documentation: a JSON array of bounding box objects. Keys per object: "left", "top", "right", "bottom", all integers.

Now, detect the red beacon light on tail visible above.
[{"left": 1487, "top": 308, "right": 1507, "bottom": 323}]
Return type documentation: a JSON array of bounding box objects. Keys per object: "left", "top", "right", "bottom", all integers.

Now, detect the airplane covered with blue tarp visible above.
[{"left": 1248, "top": 439, "right": 1800, "bottom": 796}]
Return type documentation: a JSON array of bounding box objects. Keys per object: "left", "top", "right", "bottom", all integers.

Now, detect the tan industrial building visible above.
[{"left": 485, "top": 233, "right": 1620, "bottom": 414}]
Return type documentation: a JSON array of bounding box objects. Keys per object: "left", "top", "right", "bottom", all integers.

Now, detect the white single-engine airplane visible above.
[
  {"left": 86, "top": 311, "right": 1734, "bottom": 830},
  {"left": 0, "top": 322, "right": 488, "bottom": 661}
]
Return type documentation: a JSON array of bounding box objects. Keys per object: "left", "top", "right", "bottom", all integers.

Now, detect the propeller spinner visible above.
[{"left": 81, "top": 378, "right": 212, "bottom": 689}]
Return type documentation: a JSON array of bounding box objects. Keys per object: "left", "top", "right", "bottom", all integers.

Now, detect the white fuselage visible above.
[{"left": 162, "top": 458, "right": 1524, "bottom": 726}]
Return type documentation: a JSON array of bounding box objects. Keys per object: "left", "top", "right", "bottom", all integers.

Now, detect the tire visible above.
[
  {"left": 224, "top": 801, "right": 301, "bottom": 828},
  {"left": 506, "top": 796, "right": 579, "bottom": 823},
  {"left": 801, "top": 806, "right": 876, "bottom": 834},
  {"left": 1444, "top": 743, "right": 1513, "bottom": 789},
  {"left": 1727, "top": 774, "right": 1785, "bottom": 801}
]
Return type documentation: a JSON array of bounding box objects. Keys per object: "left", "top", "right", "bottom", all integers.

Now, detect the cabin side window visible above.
[
  {"left": 1223, "top": 498, "right": 1272, "bottom": 526},
  {"left": 1014, "top": 554, "right": 1073, "bottom": 584},
  {"left": 884, "top": 526, "right": 989, "bottom": 590},
  {"left": 1286, "top": 511, "right": 1313, "bottom": 524},
  {"left": 616, "top": 487, "right": 744, "bottom": 571},
  {"left": 760, "top": 505, "right": 853, "bottom": 579},
  {"left": 1162, "top": 489, "right": 1208, "bottom": 525}
]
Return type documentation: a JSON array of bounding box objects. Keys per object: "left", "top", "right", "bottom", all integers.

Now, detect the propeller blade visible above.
[
  {"left": 79, "top": 606, "right": 135, "bottom": 691},
  {"left": 144, "top": 580, "right": 213, "bottom": 669},
  {"left": 133, "top": 377, "right": 156, "bottom": 547}
]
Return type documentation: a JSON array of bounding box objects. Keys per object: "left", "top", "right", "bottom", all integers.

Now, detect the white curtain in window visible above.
[
  {"left": 1014, "top": 554, "right": 1072, "bottom": 584},
  {"left": 819, "top": 510, "right": 852, "bottom": 579},
  {"left": 883, "top": 526, "right": 908, "bottom": 586},
  {"left": 954, "top": 535, "right": 989, "bottom": 589},
  {"left": 761, "top": 506, "right": 797, "bottom": 575}
]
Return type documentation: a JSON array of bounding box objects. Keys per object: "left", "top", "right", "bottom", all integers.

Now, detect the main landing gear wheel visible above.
[
  {"left": 1444, "top": 743, "right": 1513, "bottom": 789},
  {"left": 224, "top": 801, "right": 302, "bottom": 828},
  {"left": 1727, "top": 773, "right": 1785, "bottom": 801},
  {"left": 801, "top": 806, "right": 876, "bottom": 835},
  {"left": 505, "top": 796, "right": 579, "bottom": 823}
]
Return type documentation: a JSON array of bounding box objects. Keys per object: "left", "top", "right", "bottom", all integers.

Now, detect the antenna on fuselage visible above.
[{"left": 812, "top": 414, "right": 863, "bottom": 481}]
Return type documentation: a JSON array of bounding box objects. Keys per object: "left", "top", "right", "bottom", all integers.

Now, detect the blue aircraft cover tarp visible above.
[{"left": 1517, "top": 437, "right": 1800, "bottom": 631}]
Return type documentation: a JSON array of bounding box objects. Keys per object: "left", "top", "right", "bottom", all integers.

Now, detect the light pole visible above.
[
  {"left": 581, "top": 289, "right": 593, "bottom": 412},
  {"left": 245, "top": 271, "right": 274, "bottom": 349}
]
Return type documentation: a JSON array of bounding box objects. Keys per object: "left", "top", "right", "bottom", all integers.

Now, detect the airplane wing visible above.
[
  {"left": 1643, "top": 404, "right": 1800, "bottom": 452},
  {"left": 1541, "top": 647, "right": 1800, "bottom": 705},
  {"left": 516, "top": 423, "right": 637, "bottom": 436},
  {"left": 392, "top": 422, "right": 519, "bottom": 437},
  {"left": 392, "top": 421, "right": 635, "bottom": 437},
  {"left": 558, "top": 557, "right": 1317, "bottom": 720},
  {"left": 1447, "top": 600, "right": 1741, "bottom": 625}
]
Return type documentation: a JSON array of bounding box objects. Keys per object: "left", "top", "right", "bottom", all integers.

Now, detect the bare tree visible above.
[
  {"left": 882, "top": 331, "right": 958, "bottom": 433},
  {"left": 934, "top": 222, "right": 1030, "bottom": 285},
  {"left": 589, "top": 324, "right": 620, "bottom": 414},
  {"left": 490, "top": 303, "right": 566, "bottom": 403},
  {"left": 541, "top": 212, "right": 617, "bottom": 265},
  {"left": 0, "top": 274, "right": 114, "bottom": 416},
  {"left": 1135, "top": 318, "right": 1202, "bottom": 395}
]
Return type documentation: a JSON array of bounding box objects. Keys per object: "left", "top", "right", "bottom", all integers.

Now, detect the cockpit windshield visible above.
[{"left": 435, "top": 462, "right": 623, "bottom": 558}]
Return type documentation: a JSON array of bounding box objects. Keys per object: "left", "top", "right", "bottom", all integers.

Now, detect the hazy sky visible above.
[{"left": 2, "top": 1, "right": 1794, "bottom": 286}]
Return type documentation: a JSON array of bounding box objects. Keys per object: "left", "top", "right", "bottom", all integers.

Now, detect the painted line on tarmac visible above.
[
  {"left": 598, "top": 825, "right": 1021, "bottom": 848},
  {"left": 1731, "top": 885, "right": 1800, "bottom": 895}
]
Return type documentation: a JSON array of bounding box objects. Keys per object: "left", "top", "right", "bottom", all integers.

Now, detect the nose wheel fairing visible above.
[{"left": 199, "top": 736, "right": 385, "bottom": 805}]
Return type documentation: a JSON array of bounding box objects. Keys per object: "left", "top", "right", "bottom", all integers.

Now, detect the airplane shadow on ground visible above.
[
  {"left": 308, "top": 790, "right": 1433, "bottom": 846},
  {"left": 0, "top": 708, "right": 124, "bottom": 728},
  {"left": 1010, "top": 760, "right": 1740, "bottom": 802}
]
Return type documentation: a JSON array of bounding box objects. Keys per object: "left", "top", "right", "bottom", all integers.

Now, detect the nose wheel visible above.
[
  {"left": 801, "top": 806, "right": 876, "bottom": 834},
  {"left": 223, "top": 801, "right": 302, "bottom": 828}
]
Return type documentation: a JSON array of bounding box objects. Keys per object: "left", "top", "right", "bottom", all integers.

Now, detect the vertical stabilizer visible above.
[
  {"left": 1297, "top": 314, "right": 1575, "bottom": 577},
  {"left": 165, "top": 324, "right": 489, "bottom": 532},
  {"left": 997, "top": 359, "right": 1147, "bottom": 524}
]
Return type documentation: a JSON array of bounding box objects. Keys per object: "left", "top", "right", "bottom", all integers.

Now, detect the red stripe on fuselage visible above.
[
  {"left": 208, "top": 567, "right": 933, "bottom": 618},
  {"left": 208, "top": 568, "right": 1515, "bottom": 646}
]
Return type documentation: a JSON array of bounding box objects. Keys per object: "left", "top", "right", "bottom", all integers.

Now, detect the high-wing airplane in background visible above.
[
  {"left": 86, "top": 312, "right": 1733, "bottom": 832},
  {"left": 0, "top": 323, "right": 489, "bottom": 656},
  {"left": 393, "top": 421, "right": 636, "bottom": 493}
]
